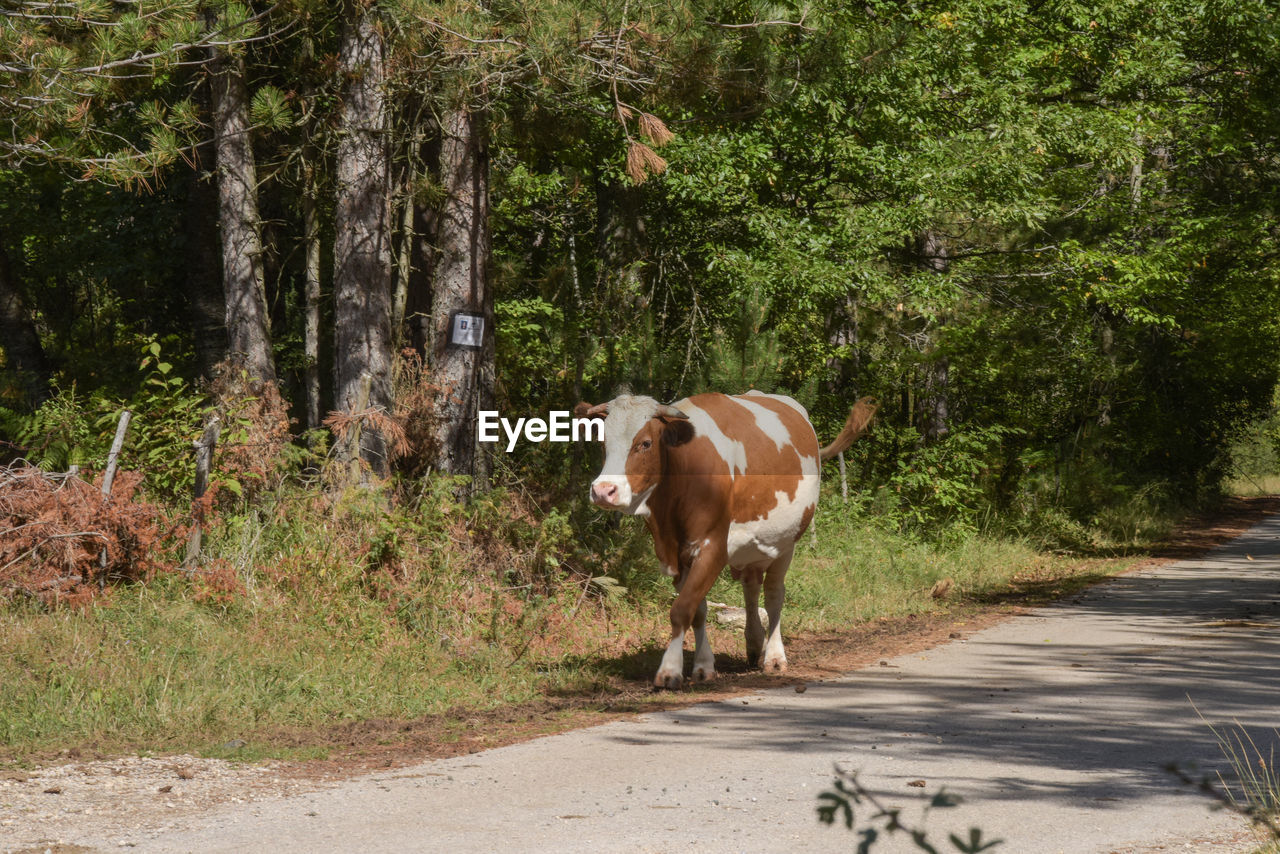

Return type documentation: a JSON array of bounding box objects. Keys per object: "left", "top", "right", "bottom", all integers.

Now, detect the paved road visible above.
[{"left": 106, "top": 516, "right": 1280, "bottom": 852}]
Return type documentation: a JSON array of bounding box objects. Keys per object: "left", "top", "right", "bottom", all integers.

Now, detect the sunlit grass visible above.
[{"left": 1227, "top": 474, "right": 1280, "bottom": 498}]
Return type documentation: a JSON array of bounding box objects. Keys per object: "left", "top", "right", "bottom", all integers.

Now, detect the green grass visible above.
[
  {"left": 0, "top": 574, "right": 544, "bottom": 758},
  {"left": 0, "top": 485, "right": 1167, "bottom": 761},
  {"left": 1209, "top": 721, "right": 1280, "bottom": 851}
]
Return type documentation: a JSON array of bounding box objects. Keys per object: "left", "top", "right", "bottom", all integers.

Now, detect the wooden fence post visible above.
[
  {"left": 97, "top": 409, "right": 132, "bottom": 583},
  {"left": 184, "top": 417, "right": 222, "bottom": 568},
  {"left": 100, "top": 409, "right": 132, "bottom": 499}
]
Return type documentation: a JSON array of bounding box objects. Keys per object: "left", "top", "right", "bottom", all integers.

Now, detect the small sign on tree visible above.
[{"left": 448, "top": 311, "right": 485, "bottom": 349}]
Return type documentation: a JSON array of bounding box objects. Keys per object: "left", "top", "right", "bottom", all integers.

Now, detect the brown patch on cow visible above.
[
  {"left": 682, "top": 394, "right": 809, "bottom": 525},
  {"left": 622, "top": 419, "right": 664, "bottom": 499},
  {"left": 641, "top": 430, "right": 735, "bottom": 586}
]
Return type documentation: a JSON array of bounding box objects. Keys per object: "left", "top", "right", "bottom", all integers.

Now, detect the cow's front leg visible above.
[{"left": 655, "top": 544, "right": 726, "bottom": 690}]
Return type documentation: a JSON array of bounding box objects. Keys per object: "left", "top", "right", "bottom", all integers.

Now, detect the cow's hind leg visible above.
[
  {"left": 691, "top": 597, "right": 715, "bottom": 682},
  {"left": 761, "top": 547, "right": 794, "bottom": 673},
  {"left": 742, "top": 567, "right": 766, "bottom": 667}
]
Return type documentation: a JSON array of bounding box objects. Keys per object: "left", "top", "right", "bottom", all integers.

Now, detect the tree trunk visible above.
[
  {"left": 404, "top": 126, "right": 441, "bottom": 358},
  {"left": 429, "top": 105, "right": 494, "bottom": 493},
  {"left": 0, "top": 232, "right": 52, "bottom": 406},
  {"left": 302, "top": 174, "right": 323, "bottom": 432},
  {"left": 332, "top": 3, "right": 393, "bottom": 478},
  {"left": 181, "top": 166, "right": 227, "bottom": 380},
  {"left": 209, "top": 47, "right": 276, "bottom": 385},
  {"left": 915, "top": 229, "right": 949, "bottom": 443}
]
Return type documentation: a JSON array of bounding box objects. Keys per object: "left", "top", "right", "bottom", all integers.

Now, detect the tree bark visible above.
[
  {"left": 302, "top": 173, "right": 323, "bottom": 432},
  {"left": 181, "top": 165, "right": 227, "bottom": 380},
  {"left": 404, "top": 202, "right": 439, "bottom": 356},
  {"left": 429, "top": 105, "right": 494, "bottom": 493},
  {"left": 403, "top": 125, "right": 441, "bottom": 358},
  {"left": 209, "top": 47, "right": 276, "bottom": 385},
  {"left": 0, "top": 232, "right": 52, "bottom": 406},
  {"left": 332, "top": 3, "right": 393, "bottom": 478},
  {"left": 915, "top": 229, "right": 950, "bottom": 444}
]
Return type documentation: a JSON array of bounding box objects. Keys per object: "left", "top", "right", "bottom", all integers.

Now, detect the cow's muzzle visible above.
[{"left": 591, "top": 481, "right": 620, "bottom": 507}]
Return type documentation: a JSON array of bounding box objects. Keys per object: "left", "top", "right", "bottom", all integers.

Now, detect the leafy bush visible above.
[
  {"left": 883, "top": 426, "right": 1020, "bottom": 534},
  {"left": 1223, "top": 410, "right": 1280, "bottom": 495},
  {"left": 0, "top": 340, "right": 205, "bottom": 501}
]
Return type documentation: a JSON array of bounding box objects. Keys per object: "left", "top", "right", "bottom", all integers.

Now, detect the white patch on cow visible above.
[
  {"left": 661, "top": 562, "right": 677, "bottom": 578},
  {"left": 744, "top": 389, "right": 810, "bottom": 418},
  {"left": 726, "top": 459, "right": 819, "bottom": 569},
  {"left": 731, "top": 396, "right": 793, "bottom": 453},
  {"left": 591, "top": 395, "right": 663, "bottom": 514},
  {"left": 673, "top": 399, "right": 747, "bottom": 477},
  {"left": 631, "top": 483, "right": 657, "bottom": 517}
]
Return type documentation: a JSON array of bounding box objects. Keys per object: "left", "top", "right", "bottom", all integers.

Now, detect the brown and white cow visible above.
[{"left": 575, "top": 391, "right": 876, "bottom": 689}]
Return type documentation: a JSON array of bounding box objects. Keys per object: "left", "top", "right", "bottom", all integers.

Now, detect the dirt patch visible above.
[{"left": 0, "top": 755, "right": 319, "bottom": 852}]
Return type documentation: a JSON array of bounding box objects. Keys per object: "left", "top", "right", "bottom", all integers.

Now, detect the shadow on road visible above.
[{"left": 600, "top": 523, "right": 1280, "bottom": 807}]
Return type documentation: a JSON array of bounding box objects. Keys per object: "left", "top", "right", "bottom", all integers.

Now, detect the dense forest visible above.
[{"left": 3, "top": 0, "right": 1280, "bottom": 566}]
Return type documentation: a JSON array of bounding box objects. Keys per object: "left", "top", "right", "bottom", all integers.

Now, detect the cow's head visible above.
[{"left": 574, "top": 395, "right": 694, "bottom": 515}]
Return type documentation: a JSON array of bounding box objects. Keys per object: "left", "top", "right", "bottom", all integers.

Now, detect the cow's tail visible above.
[{"left": 818, "top": 397, "right": 878, "bottom": 462}]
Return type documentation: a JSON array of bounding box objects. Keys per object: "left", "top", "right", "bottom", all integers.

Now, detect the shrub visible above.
[{"left": 0, "top": 464, "right": 175, "bottom": 607}]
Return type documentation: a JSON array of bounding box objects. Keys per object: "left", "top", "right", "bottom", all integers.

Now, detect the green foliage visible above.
[
  {"left": 125, "top": 341, "right": 205, "bottom": 497},
  {"left": 883, "top": 426, "right": 1021, "bottom": 534},
  {"left": 1224, "top": 410, "right": 1280, "bottom": 496},
  {"left": 0, "top": 340, "right": 204, "bottom": 499},
  {"left": 0, "top": 385, "right": 98, "bottom": 471}
]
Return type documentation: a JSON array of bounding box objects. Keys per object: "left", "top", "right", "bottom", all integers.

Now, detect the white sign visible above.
[{"left": 449, "top": 312, "right": 484, "bottom": 348}]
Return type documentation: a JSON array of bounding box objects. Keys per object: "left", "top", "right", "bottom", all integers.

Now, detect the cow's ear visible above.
[
  {"left": 660, "top": 418, "right": 695, "bottom": 448},
  {"left": 573, "top": 402, "right": 593, "bottom": 419}
]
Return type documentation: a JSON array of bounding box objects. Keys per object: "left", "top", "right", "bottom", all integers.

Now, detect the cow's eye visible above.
[{"left": 638, "top": 439, "right": 652, "bottom": 451}]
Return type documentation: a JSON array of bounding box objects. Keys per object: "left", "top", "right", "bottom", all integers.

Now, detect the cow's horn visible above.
[
  {"left": 586, "top": 402, "right": 610, "bottom": 417},
  {"left": 656, "top": 404, "right": 689, "bottom": 420}
]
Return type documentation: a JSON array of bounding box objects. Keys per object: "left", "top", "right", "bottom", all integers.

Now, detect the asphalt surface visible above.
[{"left": 87, "top": 516, "right": 1280, "bottom": 852}]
